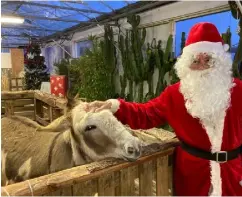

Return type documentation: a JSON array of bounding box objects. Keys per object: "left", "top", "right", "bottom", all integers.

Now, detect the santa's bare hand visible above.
[{"left": 84, "top": 100, "right": 112, "bottom": 113}]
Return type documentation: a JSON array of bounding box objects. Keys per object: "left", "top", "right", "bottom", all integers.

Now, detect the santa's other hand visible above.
[{"left": 84, "top": 100, "right": 112, "bottom": 113}]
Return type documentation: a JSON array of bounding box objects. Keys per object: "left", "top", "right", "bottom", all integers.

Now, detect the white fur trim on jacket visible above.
[
  {"left": 183, "top": 41, "right": 229, "bottom": 54},
  {"left": 107, "top": 99, "right": 120, "bottom": 113}
]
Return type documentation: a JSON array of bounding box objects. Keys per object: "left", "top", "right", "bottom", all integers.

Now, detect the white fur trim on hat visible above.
[
  {"left": 183, "top": 41, "right": 227, "bottom": 54},
  {"left": 107, "top": 99, "right": 120, "bottom": 113}
]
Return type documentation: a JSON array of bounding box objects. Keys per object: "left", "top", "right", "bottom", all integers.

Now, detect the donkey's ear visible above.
[
  {"left": 66, "top": 91, "right": 79, "bottom": 110},
  {"left": 36, "top": 115, "right": 72, "bottom": 132}
]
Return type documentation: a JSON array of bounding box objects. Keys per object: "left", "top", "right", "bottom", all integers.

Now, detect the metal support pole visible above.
[
  {"left": 235, "top": 0, "right": 242, "bottom": 14},
  {"left": 51, "top": 39, "right": 73, "bottom": 58}
]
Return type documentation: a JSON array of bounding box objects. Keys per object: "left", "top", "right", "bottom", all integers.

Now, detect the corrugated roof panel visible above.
[{"left": 1, "top": 0, "right": 139, "bottom": 47}]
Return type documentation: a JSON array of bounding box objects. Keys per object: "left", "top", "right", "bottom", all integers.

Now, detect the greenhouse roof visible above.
[{"left": 1, "top": 1, "right": 174, "bottom": 48}]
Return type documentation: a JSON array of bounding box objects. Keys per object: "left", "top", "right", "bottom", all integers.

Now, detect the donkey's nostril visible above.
[{"left": 127, "top": 147, "right": 135, "bottom": 154}]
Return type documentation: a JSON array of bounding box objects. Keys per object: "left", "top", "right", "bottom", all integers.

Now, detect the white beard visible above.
[{"left": 175, "top": 50, "right": 235, "bottom": 196}]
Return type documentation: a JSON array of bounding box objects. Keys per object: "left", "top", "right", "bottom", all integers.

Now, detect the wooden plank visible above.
[
  {"left": 1, "top": 91, "right": 34, "bottom": 100},
  {"left": 14, "top": 106, "right": 34, "bottom": 112},
  {"left": 14, "top": 111, "right": 34, "bottom": 118},
  {"left": 128, "top": 166, "right": 138, "bottom": 195},
  {"left": 1, "top": 147, "right": 176, "bottom": 196},
  {"left": 120, "top": 166, "right": 137, "bottom": 196},
  {"left": 34, "top": 91, "right": 66, "bottom": 109},
  {"left": 114, "top": 171, "right": 121, "bottom": 196},
  {"left": 36, "top": 115, "right": 49, "bottom": 126},
  {"left": 168, "top": 155, "right": 174, "bottom": 196},
  {"left": 60, "top": 186, "right": 73, "bottom": 196},
  {"left": 13, "top": 99, "right": 34, "bottom": 106},
  {"left": 49, "top": 106, "right": 53, "bottom": 122},
  {"left": 139, "top": 161, "right": 153, "bottom": 196},
  {"left": 72, "top": 179, "right": 97, "bottom": 196},
  {"left": 35, "top": 98, "right": 43, "bottom": 118},
  {"left": 156, "top": 156, "right": 169, "bottom": 196},
  {"left": 72, "top": 181, "right": 87, "bottom": 196},
  {"left": 98, "top": 173, "right": 115, "bottom": 196},
  {"left": 44, "top": 190, "right": 61, "bottom": 196},
  {"left": 120, "top": 168, "right": 129, "bottom": 196}
]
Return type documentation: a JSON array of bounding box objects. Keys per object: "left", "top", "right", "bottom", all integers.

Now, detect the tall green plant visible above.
[
  {"left": 229, "top": 1, "right": 242, "bottom": 79},
  {"left": 155, "top": 35, "right": 174, "bottom": 96},
  {"left": 101, "top": 25, "right": 117, "bottom": 94},
  {"left": 127, "top": 14, "right": 147, "bottom": 102},
  {"left": 69, "top": 38, "right": 115, "bottom": 101},
  {"left": 180, "top": 32, "right": 186, "bottom": 52},
  {"left": 54, "top": 59, "right": 70, "bottom": 76},
  {"left": 222, "top": 27, "right": 232, "bottom": 51}
]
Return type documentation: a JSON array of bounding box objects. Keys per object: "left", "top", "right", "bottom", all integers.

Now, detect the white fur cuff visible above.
[{"left": 107, "top": 99, "right": 120, "bottom": 113}]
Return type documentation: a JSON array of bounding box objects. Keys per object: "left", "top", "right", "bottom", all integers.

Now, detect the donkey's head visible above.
[{"left": 45, "top": 95, "right": 142, "bottom": 162}]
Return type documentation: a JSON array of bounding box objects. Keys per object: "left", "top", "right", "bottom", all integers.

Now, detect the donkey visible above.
[{"left": 1, "top": 97, "right": 142, "bottom": 186}]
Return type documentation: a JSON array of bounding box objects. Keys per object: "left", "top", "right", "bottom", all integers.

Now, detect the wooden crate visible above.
[
  {"left": 1, "top": 139, "right": 178, "bottom": 196},
  {"left": 1, "top": 91, "right": 35, "bottom": 119}
]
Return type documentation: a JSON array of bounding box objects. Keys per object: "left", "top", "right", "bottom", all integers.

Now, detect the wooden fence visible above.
[{"left": 1, "top": 90, "right": 179, "bottom": 196}]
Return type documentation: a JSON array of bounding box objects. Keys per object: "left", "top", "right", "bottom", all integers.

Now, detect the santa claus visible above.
[{"left": 85, "top": 22, "right": 242, "bottom": 196}]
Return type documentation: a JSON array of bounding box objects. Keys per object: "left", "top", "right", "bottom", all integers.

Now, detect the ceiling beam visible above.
[
  {"left": 1, "top": 24, "right": 57, "bottom": 32},
  {"left": 1, "top": 13, "right": 94, "bottom": 23},
  {"left": 6, "top": 1, "right": 107, "bottom": 15},
  {"left": 99, "top": 1, "right": 116, "bottom": 12},
  {"left": 1, "top": 34, "right": 41, "bottom": 38},
  {"left": 2, "top": 42, "right": 29, "bottom": 44}
]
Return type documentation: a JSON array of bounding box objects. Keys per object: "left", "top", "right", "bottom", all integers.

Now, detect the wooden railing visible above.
[{"left": 1, "top": 140, "right": 178, "bottom": 196}]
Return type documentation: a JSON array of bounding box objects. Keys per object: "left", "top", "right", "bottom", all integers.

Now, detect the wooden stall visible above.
[
  {"left": 1, "top": 90, "right": 67, "bottom": 125},
  {"left": 1, "top": 90, "right": 179, "bottom": 196}
]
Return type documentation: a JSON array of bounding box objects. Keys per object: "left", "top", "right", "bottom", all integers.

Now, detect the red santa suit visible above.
[{"left": 108, "top": 23, "right": 242, "bottom": 196}]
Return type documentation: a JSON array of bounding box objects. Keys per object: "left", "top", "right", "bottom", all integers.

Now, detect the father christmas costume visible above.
[{"left": 109, "top": 22, "right": 242, "bottom": 196}]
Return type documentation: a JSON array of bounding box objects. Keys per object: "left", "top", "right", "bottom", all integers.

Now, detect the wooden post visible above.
[
  {"left": 139, "top": 161, "right": 153, "bottom": 195},
  {"left": 156, "top": 156, "right": 169, "bottom": 196},
  {"left": 34, "top": 98, "right": 43, "bottom": 120},
  {"left": 49, "top": 106, "right": 53, "bottom": 122},
  {"left": 4, "top": 100, "right": 14, "bottom": 116}
]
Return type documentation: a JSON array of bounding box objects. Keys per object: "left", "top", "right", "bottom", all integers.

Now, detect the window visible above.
[
  {"left": 64, "top": 45, "right": 71, "bottom": 59},
  {"left": 1, "top": 48, "right": 10, "bottom": 53},
  {"left": 76, "top": 40, "right": 93, "bottom": 58}
]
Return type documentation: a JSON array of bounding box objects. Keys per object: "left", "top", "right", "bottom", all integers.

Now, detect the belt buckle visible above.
[{"left": 215, "top": 151, "right": 228, "bottom": 163}]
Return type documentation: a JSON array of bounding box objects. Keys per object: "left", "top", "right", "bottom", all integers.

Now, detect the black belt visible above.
[{"left": 180, "top": 141, "right": 242, "bottom": 163}]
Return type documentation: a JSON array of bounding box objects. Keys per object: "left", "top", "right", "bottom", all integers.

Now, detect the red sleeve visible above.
[{"left": 113, "top": 86, "right": 171, "bottom": 130}]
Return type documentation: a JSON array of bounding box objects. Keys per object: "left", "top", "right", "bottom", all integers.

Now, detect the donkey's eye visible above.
[{"left": 85, "top": 125, "right": 97, "bottom": 131}]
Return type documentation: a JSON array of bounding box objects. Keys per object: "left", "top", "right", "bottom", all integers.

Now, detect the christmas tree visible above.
[{"left": 23, "top": 44, "right": 50, "bottom": 90}]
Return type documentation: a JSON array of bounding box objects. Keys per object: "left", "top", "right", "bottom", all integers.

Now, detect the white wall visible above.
[
  {"left": 42, "top": 1, "right": 229, "bottom": 97},
  {"left": 1, "top": 53, "right": 12, "bottom": 68}
]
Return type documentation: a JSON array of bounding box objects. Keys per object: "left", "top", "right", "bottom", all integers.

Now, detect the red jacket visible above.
[{"left": 112, "top": 78, "right": 242, "bottom": 196}]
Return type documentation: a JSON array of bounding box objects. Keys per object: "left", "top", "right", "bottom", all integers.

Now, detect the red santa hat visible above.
[{"left": 182, "top": 22, "right": 229, "bottom": 54}]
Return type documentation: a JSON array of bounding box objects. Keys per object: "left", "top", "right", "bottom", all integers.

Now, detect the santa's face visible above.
[
  {"left": 189, "top": 53, "right": 212, "bottom": 71},
  {"left": 174, "top": 49, "right": 234, "bottom": 124}
]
